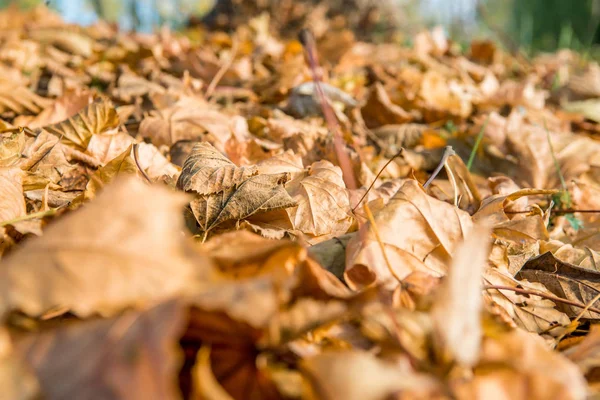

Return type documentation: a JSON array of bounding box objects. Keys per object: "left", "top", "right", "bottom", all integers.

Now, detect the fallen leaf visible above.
[
  {"left": 0, "top": 168, "right": 27, "bottom": 226},
  {"left": 361, "top": 82, "right": 412, "bottom": 128},
  {"left": 346, "top": 179, "right": 472, "bottom": 289},
  {"left": 453, "top": 329, "right": 587, "bottom": 400},
  {"left": 192, "top": 347, "right": 234, "bottom": 400},
  {"left": 139, "top": 97, "right": 248, "bottom": 148},
  {"left": 300, "top": 351, "right": 442, "bottom": 400},
  {"left": 26, "top": 90, "right": 91, "bottom": 129},
  {"left": 0, "top": 176, "right": 208, "bottom": 317},
  {"left": 15, "top": 300, "right": 186, "bottom": 400},
  {"left": 85, "top": 131, "right": 135, "bottom": 165},
  {"left": 564, "top": 324, "right": 600, "bottom": 376},
  {"left": 431, "top": 223, "right": 492, "bottom": 367},
  {"left": 0, "top": 167, "right": 41, "bottom": 236},
  {"left": 44, "top": 100, "right": 120, "bottom": 149},
  {"left": 0, "top": 328, "right": 39, "bottom": 400},
  {"left": 0, "top": 83, "right": 52, "bottom": 114},
  {"left": 29, "top": 28, "right": 94, "bottom": 57},
  {"left": 82, "top": 144, "right": 138, "bottom": 201},
  {"left": 19, "top": 131, "right": 77, "bottom": 190},
  {"left": 189, "top": 172, "right": 296, "bottom": 235},
  {"left": 517, "top": 252, "right": 600, "bottom": 319},
  {"left": 202, "top": 230, "right": 305, "bottom": 280},
  {"left": 0, "top": 131, "right": 26, "bottom": 167},
  {"left": 177, "top": 142, "right": 258, "bottom": 196},
  {"left": 484, "top": 267, "right": 571, "bottom": 333},
  {"left": 134, "top": 142, "right": 180, "bottom": 182},
  {"left": 285, "top": 161, "right": 352, "bottom": 238}
]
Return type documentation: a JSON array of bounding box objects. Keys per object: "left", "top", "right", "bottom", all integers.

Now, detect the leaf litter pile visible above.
[{"left": 6, "top": 4, "right": 600, "bottom": 399}]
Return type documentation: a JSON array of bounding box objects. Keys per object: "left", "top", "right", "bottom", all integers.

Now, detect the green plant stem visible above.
[
  {"left": 0, "top": 209, "right": 56, "bottom": 227},
  {"left": 544, "top": 120, "right": 569, "bottom": 194},
  {"left": 467, "top": 114, "right": 490, "bottom": 171}
]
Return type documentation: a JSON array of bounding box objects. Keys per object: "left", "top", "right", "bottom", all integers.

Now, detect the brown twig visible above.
[
  {"left": 484, "top": 285, "right": 600, "bottom": 315},
  {"left": 505, "top": 209, "right": 600, "bottom": 215},
  {"left": 423, "top": 146, "right": 455, "bottom": 188},
  {"left": 205, "top": 39, "right": 239, "bottom": 99},
  {"left": 299, "top": 29, "right": 357, "bottom": 190},
  {"left": 352, "top": 148, "right": 404, "bottom": 212},
  {"left": 133, "top": 144, "right": 152, "bottom": 184}
]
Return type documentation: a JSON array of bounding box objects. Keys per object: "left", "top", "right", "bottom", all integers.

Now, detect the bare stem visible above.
[
  {"left": 423, "top": 146, "right": 455, "bottom": 188},
  {"left": 352, "top": 148, "right": 404, "bottom": 212},
  {"left": 299, "top": 29, "right": 357, "bottom": 190},
  {"left": 484, "top": 284, "right": 600, "bottom": 315}
]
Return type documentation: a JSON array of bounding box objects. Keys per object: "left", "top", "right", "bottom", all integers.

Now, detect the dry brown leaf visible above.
[
  {"left": 29, "top": 28, "right": 94, "bottom": 57},
  {"left": 15, "top": 300, "right": 186, "bottom": 400},
  {"left": 189, "top": 172, "right": 296, "bottom": 235},
  {"left": 0, "top": 176, "right": 209, "bottom": 317},
  {"left": 139, "top": 97, "right": 248, "bottom": 148},
  {"left": 0, "top": 167, "right": 41, "bottom": 236},
  {"left": 285, "top": 161, "right": 352, "bottom": 238},
  {"left": 361, "top": 82, "right": 412, "bottom": 128},
  {"left": 346, "top": 179, "right": 472, "bottom": 289},
  {"left": 517, "top": 252, "right": 600, "bottom": 319},
  {"left": 431, "top": 223, "right": 492, "bottom": 367},
  {"left": 192, "top": 347, "right": 234, "bottom": 400},
  {"left": 286, "top": 82, "right": 357, "bottom": 117},
  {"left": 0, "top": 83, "right": 52, "bottom": 115},
  {"left": 112, "top": 71, "right": 166, "bottom": 102},
  {"left": 540, "top": 240, "right": 600, "bottom": 271},
  {"left": 0, "top": 328, "right": 39, "bottom": 400},
  {"left": 0, "top": 131, "right": 26, "bottom": 167},
  {"left": 85, "top": 131, "right": 135, "bottom": 165},
  {"left": 25, "top": 90, "right": 92, "bottom": 129},
  {"left": 202, "top": 230, "right": 306, "bottom": 280},
  {"left": 453, "top": 329, "right": 586, "bottom": 400},
  {"left": 178, "top": 143, "right": 296, "bottom": 235},
  {"left": 184, "top": 279, "right": 283, "bottom": 400},
  {"left": 419, "top": 70, "right": 473, "bottom": 119},
  {"left": 484, "top": 267, "right": 571, "bottom": 333},
  {"left": 44, "top": 100, "right": 120, "bottom": 149},
  {"left": 307, "top": 233, "right": 355, "bottom": 281},
  {"left": 564, "top": 324, "right": 600, "bottom": 376},
  {"left": 134, "top": 142, "right": 180, "bottom": 182},
  {"left": 177, "top": 142, "right": 258, "bottom": 195},
  {"left": 82, "top": 144, "right": 138, "bottom": 201},
  {"left": 473, "top": 188, "right": 556, "bottom": 225},
  {"left": 0, "top": 168, "right": 27, "bottom": 226},
  {"left": 300, "top": 351, "right": 442, "bottom": 400}
]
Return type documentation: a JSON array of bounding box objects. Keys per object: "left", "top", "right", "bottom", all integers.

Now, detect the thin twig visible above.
[
  {"left": 484, "top": 285, "right": 600, "bottom": 315},
  {"left": 352, "top": 148, "right": 404, "bottom": 212},
  {"left": 505, "top": 209, "right": 600, "bottom": 215},
  {"left": 423, "top": 146, "right": 455, "bottom": 188},
  {"left": 205, "top": 39, "right": 239, "bottom": 99},
  {"left": 363, "top": 203, "right": 402, "bottom": 283},
  {"left": 133, "top": 144, "right": 152, "bottom": 184},
  {"left": 299, "top": 29, "right": 357, "bottom": 190}
]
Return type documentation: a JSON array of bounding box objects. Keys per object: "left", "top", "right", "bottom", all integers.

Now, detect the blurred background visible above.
[{"left": 2, "top": 0, "right": 600, "bottom": 54}]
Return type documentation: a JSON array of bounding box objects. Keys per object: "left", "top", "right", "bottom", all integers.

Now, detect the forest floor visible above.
[{"left": 2, "top": 4, "right": 600, "bottom": 400}]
